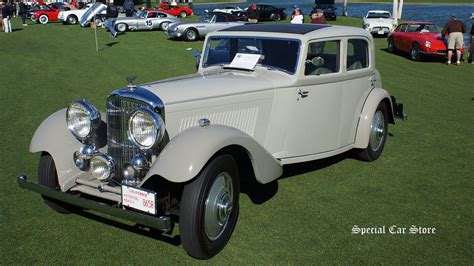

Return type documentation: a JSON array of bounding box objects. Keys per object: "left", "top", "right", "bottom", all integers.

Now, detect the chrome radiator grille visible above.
[{"left": 107, "top": 96, "right": 148, "bottom": 180}]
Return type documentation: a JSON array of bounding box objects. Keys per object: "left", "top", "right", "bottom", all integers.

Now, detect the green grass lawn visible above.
[{"left": 0, "top": 16, "right": 472, "bottom": 264}]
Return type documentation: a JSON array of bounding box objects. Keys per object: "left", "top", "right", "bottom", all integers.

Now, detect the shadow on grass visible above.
[
  {"left": 73, "top": 209, "right": 181, "bottom": 246},
  {"left": 12, "top": 28, "right": 23, "bottom": 32}
]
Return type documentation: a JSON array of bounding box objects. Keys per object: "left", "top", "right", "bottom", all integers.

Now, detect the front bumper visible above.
[
  {"left": 419, "top": 50, "right": 447, "bottom": 57},
  {"left": 17, "top": 174, "right": 171, "bottom": 232},
  {"left": 165, "top": 30, "right": 182, "bottom": 38}
]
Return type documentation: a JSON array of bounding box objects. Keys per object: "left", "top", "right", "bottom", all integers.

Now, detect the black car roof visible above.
[{"left": 221, "top": 24, "right": 331, "bottom": 35}]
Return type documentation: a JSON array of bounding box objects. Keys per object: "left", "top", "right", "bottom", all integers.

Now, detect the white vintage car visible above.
[
  {"left": 212, "top": 5, "right": 243, "bottom": 14},
  {"left": 18, "top": 24, "right": 405, "bottom": 259},
  {"left": 58, "top": 3, "right": 106, "bottom": 25},
  {"left": 363, "top": 10, "right": 396, "bottom": 36}
]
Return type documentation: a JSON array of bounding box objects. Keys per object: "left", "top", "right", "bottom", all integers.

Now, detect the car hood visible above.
[{"left": 141, "top": 69, "right": 290, "bottom": 107}]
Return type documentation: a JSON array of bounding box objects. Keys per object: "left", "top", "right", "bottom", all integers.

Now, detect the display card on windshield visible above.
[{"left": 229, "top": 53, "right": 261, "bottom": 70}]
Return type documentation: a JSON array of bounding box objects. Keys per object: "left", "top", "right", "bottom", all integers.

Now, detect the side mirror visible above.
[{"left": 192, "top": 49, "right": 201, "bottom": 70}]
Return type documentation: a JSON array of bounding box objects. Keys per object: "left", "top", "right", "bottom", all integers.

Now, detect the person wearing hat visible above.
[
  {"left": 441, "top": 15, "right": 466, "bottom": 65},
  {"left": 310, "top": 9, "right": 326, "bottom": 24}
]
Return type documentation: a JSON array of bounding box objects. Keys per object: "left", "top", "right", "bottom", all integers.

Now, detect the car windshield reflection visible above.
[{"left": 203, "top": 37, "right": 300, "bottom": 74}]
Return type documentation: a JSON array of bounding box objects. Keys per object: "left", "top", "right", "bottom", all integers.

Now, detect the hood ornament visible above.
[{"left": 127, "top": 75, "right": 138, "bottom": 91}]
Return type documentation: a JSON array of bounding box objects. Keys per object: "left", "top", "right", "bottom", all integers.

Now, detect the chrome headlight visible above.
[
  {"left": 90, "top": 153, "right": 115, "bottom": 180},
  {"left": 66, "top": 99, "right": 100, "bottom": 142},
  {"left": 424, "top": 41, "right": 431, "bottom": 48},
  {"left": 128, "top": 108, "right": 165, "bottom": 150}
]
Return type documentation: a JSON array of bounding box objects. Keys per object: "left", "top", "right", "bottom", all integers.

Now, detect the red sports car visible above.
[
  {"left": 156, "top": 3, "right": 192, "bottom": 18},
  {"left": 387, "top": 21, "right": 463, "bottom": 61},
  {"left": 31, "top": 2, "right": 61, "bottom": 24}
]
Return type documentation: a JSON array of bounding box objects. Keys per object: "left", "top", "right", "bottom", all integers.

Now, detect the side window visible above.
[
  {"left": 398, "top": 24, "right": 407, "bottom": 32},
  {"left": 305, "top": 40, "right": 340, "bottom": 76},
  {"left": 347, "top": 39, "right": 369, "bottom": 71},
  {"left": 215, "top": 14, "right": 227, "bottom": 22}
]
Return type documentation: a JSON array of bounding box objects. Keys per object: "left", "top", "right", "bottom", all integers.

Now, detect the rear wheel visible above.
[
  {"left": 179, "top": 154, "right": 240, "bottom": 259},
  {"left": 180, "top": 11, "right": 187, "bottom": 18},
  {"left": 357, "top": 102, "right": 388, "bottom": 162},
  {"left": 387, "top": 38, "right": 396, "bottom": 53},
  {"left": 183, "top": 28, "right": 198, "bottom": 41},
  {"left": 160, "top": 21, "right": 170, "bottom": 30},
  {"left": 39, "top": 14, "right": 49, "bottom": 24},
  {"left": 410, "top": 43, "right": 422, "bottom": 61},
  {"left": 272, "top": 13, "right": 281, "bottom": 21},
  {"left": 115, "top": 23, "right": 128, "bottom": 32},
  {"left": 38, "top": 153, "right": 74, "bottom": 214},
  {"left": 66, "top": 15, "right": 77, "bottom": 24}
]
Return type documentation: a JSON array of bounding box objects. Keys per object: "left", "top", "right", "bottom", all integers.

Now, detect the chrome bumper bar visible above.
[{"left": 17, "top": 174, "right": 171, "bottom": 232}]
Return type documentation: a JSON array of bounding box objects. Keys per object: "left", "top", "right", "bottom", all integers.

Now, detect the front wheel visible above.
[
  {"left": 179, "top": 154, "right": 240, "bottom": 259},
  {"left": 180, "top": 11, "right": 187, "bottom": 18},
  {"left": 410, "top": 43, "right": 422, "bottom": 61},
  {"left": 38, "top": 14, "right": 49, "bottom": 24},
  {"left": 357, "top": 102, "right": 388, "bottom": 162},
  {"left": 183, "top": 28, "right": 198, "bottom": 41},
  {"left": 38, "top": 153, "right": 75, "bottom": 213}
]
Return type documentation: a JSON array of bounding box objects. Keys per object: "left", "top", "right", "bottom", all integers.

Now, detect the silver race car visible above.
[
  {"left": 166, "top": 11, "right": 246, "bottom": 41},
  {"left": 114, "top": 10, "right": 181, "bottom": 32}
]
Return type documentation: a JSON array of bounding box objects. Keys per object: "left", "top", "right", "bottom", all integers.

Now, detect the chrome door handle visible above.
[{"left": 298, "top": 89, "right": 309, "bottom": 98}]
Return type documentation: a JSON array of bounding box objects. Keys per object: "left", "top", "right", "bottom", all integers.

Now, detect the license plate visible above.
[
  {"left": 122, "top": 185, "right": 156, "bottom": 215},
  {"left": 378, "top": 30, "right": 385, "bottom": 35}
]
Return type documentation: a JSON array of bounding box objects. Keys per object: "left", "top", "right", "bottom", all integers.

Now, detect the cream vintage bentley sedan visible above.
[{"left": 18, "top": 24, "right": 405, "bottom": 259}]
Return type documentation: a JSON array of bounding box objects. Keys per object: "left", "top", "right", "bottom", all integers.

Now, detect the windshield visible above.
[
  {"left": 407, "top": 24, "right": 437, "bottom": 33},
  {"left": 200, "top": 13, "right": 214, "bottom": 22},
  {"left": 203, "top": 37, "right": 300, "bottom": 74},
  {"left": 137, "top": 11, "right": 146, "bottom": 18},
  {"left": 367, "top": 12, "right": 391, "bottom": 19}
]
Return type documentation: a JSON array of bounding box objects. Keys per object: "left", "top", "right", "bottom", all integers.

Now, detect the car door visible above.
[
  {"left": 284, "top": 39, "right": 343, "bottom": 157},
  {"left": 340, "top": 38, "right": 373, "bottom": 146},
  {"left": 397, "top": 24, "right": 410, "bottom": 52}
]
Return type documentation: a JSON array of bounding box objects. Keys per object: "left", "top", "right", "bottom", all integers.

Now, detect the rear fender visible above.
[{"left": 354, "top": 87, "right": 394, "bottom": 149}]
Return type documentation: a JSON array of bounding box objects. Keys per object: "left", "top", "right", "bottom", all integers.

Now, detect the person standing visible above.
[
  {"left": 105, "top": 1, "right": 118, "bottom": 37},
  {"left": 442, "top": 15, "right": 466, "bottom": 65},
  {"left": 2, "top": 1, "right": 12, "bottom": 33},
  {"left": 468, "top": 14, "right": 474, "bottom": 64},
  {"left": 290, "top": 8, "right": 303, "bottom": 24},
  {"left": 310, "top": 9, "right": 326, "bottom": 24},
  {"left": 123, "top": 0, "right": 134, "bottom": 17},
  {"left": 247, "top": 3, "right": 258, "bottom": 24},
  {"left": 19, "top": 0, "right": 27, "bottom": 26}
]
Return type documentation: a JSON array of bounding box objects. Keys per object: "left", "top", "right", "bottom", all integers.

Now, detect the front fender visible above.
[
  {"left": 143, "top": 125, "right": 282, "bottom": 184},
  {"left": 354, "top": 87, "right": 394, "bottom": 149},
  {"left": 29, "top": 109, "right": 83, "bottom": 191}
]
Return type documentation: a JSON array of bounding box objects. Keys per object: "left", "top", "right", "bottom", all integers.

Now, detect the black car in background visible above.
[
  {"left": 311, "top": 0, "right": 337, "bottom": 20},
  {"left": 233, "top": 4, "right": 286, "bottom": 22}
]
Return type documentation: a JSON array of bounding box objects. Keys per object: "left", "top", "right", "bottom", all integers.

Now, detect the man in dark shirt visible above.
[
  {"left": 105, "top": 1, "right": 119, "bottom": 37},
  {"left": 468, "top": 14, "right": 474, "bottom": 64},
  {"left": 442, "top": 15, "right": 466, "bottom": 65},
  {"left": 2, "top": 1, "right": 12, "bottom": 33},
  {"left": 19, "top": 0, "right": 27, "bottom": 26},
  {"left": 247, "top": 3, "right": 258, "bottom": 24}
]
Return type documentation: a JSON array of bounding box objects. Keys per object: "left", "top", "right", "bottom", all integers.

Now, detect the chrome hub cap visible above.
[
  {"left": 187, "top": 31, "right": 195, "bottom": 40},
  {"left": 369, "top": 110, "right": 385, "bottom": 152},
  {"left": 204, "top": 172, "right": 233, "bottom": 241}
]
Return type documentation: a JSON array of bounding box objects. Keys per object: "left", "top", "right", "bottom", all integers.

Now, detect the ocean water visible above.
[{"left": 192, "top": 1, "right": 474, "bottom": 44}]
